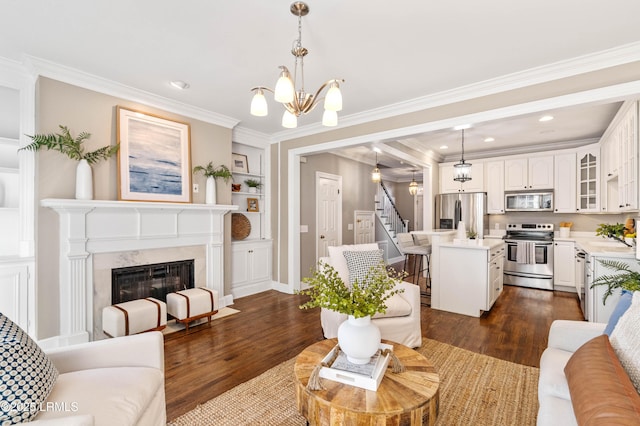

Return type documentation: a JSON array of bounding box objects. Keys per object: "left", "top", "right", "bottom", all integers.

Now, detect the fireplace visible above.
[{"left": 111, "top": 259, "right": 195, "bottom": 304}]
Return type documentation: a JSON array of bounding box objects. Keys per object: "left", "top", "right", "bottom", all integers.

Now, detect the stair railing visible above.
[{"left": 376, "top": 181, "right": 408, "bottom": 237}]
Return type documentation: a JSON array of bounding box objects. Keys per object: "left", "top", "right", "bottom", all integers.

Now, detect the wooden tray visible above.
[{"left": 231, "top": 213, "right": 251, "bottom": 240}]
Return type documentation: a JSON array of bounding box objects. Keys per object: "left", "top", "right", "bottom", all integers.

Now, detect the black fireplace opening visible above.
[{"left": 111, "top": 259, "right": 195, "bottom": 304}]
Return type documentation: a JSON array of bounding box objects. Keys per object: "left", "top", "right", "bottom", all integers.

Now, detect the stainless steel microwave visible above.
[{"left": 504, "top": 191, "right": 553, "bottom": 212}]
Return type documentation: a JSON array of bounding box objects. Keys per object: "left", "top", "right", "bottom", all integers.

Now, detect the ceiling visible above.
[{"left": 2, "top": 1, "right": 640, "bottom": 178}]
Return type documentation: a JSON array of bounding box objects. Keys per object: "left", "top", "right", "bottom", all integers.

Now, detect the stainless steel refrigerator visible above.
[{"left": 435, "top": 192, "right": 489, "bottom": 238}]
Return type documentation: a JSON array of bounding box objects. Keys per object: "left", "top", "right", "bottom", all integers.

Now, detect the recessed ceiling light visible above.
[
  {"left": 539, "top": 115, "right": 554, "bottom": 122},
  {"left": 170, "top": 80, "right": 190, "bottom": 90},
  {"left": 440, "top": 145, "right": 448, "bottom": 150},
  {"left": 484, "top": 137, "right": 495, "bottom": 142}
]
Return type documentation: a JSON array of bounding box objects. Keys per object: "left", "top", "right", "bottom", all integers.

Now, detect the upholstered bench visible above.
[
  {"left": 102, "top": 297, "right": 167, "bottom": 338},
  {"left": 166, "top": 287, "right": 219, "bottom": 332}
]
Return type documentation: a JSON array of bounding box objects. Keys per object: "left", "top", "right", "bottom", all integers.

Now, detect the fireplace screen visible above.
[{"left": 111, "top": 259, "right": 195, "bottom": 304}]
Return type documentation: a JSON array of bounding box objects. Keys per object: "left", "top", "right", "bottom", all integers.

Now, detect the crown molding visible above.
[
  {"left": 269, "top": 41, "right": 640, "bottom": 143},
  {"left": 23, "top": 55, "right": 240, "bottom": 129},
  {"left": 0, "top": 57, "right": 31, "bottom": 88},
  {"left": 232, "top": 126, "right": 271, "bottom": 148}
]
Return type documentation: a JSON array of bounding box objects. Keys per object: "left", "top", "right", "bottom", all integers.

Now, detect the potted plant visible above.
[
  {"left": 591, "top": 259, "right": 640, "bottom": 304},
  {"left": 596, "top": 223, "right": 632, "bottom": 247},
  {"left": 193, "top": 162, "right": 232, "bottom": 204},
  {"left": 298, "top": 261, "right": 404, "bottom": 364},
  {"left": 244, "top": 178, "right": 262, "bottom": 194},
  {"left": 20, "top": 125, "right": 119, "bottom": 200}
]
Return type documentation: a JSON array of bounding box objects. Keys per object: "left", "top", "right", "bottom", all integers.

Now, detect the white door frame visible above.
[{"left": 315, "top": 172, "right": 342, "bottom": 263}]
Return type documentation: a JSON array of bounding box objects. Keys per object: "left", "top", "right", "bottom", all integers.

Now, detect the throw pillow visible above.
[
  {"left": 564, "top": 334, "right": 640, "bottom": 424},
  {"left": 0, "top": 313, "right": 58, "bottom": 424},
  {"left": 343, "top": 249, "right": 385, "bottom": 286},
  {"left": 610, "top": 291, "right": 640, "bottom": 393},
  {"left": 327, "top": 243, "right": 379, "bottom": 285},
  {"left": 603, "top": 290, "right": 633, "bottom": 336}
]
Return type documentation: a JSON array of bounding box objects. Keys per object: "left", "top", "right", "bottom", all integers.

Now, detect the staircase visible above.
[{"left": 374, "top": 181, "right": 409, "bottom": 254}]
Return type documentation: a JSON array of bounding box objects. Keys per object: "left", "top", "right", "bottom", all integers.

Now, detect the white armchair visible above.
[
  {"left": 318, "top": 243, "right": 422, "bottom": 348},
  {"left": 31, "top": 332, "right": 166, "bottom": 425}
]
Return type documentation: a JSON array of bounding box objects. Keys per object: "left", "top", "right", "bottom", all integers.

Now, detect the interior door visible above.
[
  {"left": 316, "top": 172, "right": 342, "bottom": 260},
  {"left": 354, "top": 210, "right": 375, "bottom": 244}
]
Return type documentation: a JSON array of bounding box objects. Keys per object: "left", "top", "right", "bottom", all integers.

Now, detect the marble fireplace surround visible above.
[{"left": 42, "top": 199, "right": 237, "bottom": 346}]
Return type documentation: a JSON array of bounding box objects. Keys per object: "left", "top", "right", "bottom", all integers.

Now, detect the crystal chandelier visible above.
[
  {"left": 453, "top": 127, "right": 472, "bottom": 182},
  {"left": 250, "top": 2, "right": 344, "bottom": 129}
]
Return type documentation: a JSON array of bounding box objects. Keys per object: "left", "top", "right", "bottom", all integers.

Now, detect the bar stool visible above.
[
  {"left": 412, "top": 234, "right": 432, "bottom": 288},
  {"left": 397, "top": 233, "right": 431, "bottom": 285}
]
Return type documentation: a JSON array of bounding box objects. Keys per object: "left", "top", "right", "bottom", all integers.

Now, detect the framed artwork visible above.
[
  {"left": 117, "top": 106, "right": 192, "bottom": 203},
  {"left": 247, "top": 198, "right": 259, "bottom": 212},
  {"left": 232, "top": 153, "right": 249, "bottom": 173}
]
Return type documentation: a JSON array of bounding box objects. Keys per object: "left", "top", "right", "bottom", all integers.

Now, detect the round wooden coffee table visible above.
[{"left": 294, "top": 339, "right": 439, "bottom": 425}]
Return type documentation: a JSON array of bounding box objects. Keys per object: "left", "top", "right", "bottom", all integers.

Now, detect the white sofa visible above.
[
  {"left": 31, "top": 331, "right": 166, "bottom": 425},
  {"left": 537, "top": 320, "right": 606, "bottom": 426},
  {"left": 318, "top": 243, "right": 422, "bottom": 348}
]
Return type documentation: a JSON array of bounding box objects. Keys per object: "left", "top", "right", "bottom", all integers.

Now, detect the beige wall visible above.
[
  {"left": 35, "top": 77, "right": 232, "bottom": 339},
  {"left": 299, "top": 153, "right": 379, "bottom": 278},
  {"left": 273, "top": 61, "right": 640, "bottom": 285}
]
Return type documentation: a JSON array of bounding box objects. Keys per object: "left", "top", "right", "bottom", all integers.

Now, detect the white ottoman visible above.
[
  {"left": 102, "top": 297, "right": 167, "bottom": 337},
  {"left": 166, "top": 287, "right": 219, "bottom": 332}
]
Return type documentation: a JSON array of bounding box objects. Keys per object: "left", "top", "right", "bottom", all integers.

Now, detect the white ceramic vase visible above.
[
  {"left": 205, "top": 176, "right": 216, "bottom": 205},
  {"left": 337, "top": 315, "right": 381, "bottom": 364},
  {"left": 75, "top": 159, "right": 93, "bottom": 200},
  {"left": 248, "top": 186, "right": 257, "bottom": 194}
]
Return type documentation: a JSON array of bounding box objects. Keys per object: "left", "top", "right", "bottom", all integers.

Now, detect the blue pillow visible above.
[{"left": 604, "top": 290, "right": 634, "bottom": 336}]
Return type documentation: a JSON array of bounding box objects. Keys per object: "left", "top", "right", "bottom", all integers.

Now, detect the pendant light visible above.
[
  {"left": 453, "top": 127, "right": 472, "bottom": 182},
  {"left": 408, "top": 171, "right": 419, "bottom": 195},
  {"left": 371, "top": 151, "right": 381, "bottom": 183}
]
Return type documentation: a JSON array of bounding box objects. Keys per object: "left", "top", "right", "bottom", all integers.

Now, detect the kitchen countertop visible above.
[
  {"left": 439, "top": 238, "right": 504, "bottom": 251},
  {"left": 554, "top": 233, "right": 637, "bottom": 258}
]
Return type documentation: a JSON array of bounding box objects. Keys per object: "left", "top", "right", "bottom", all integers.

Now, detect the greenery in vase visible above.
[
  {"left": 298, "top": 261, "right": 405, "bottom": 318},
  {"left": 20, "top": 125, "right": 119, "bottom": 165},
  {"left": 244, "top": 178, "right": 262, "bottom": 188},
  {"left": 193, "top": 162, "right": 233, "bottom": 182},
  {"left": 591, "top": 259, "right": 640, "bottom": 304}
]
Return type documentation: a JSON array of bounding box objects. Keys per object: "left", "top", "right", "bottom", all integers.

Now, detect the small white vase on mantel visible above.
[
  {"left": 337, "top": 315, "right": 381, "bottom": 364},
  {"left": 205, "top": 176, "right": 217, "bottom": 205},
  {"left": 75, "top": 159, "right": 93, "bottom": 200}
]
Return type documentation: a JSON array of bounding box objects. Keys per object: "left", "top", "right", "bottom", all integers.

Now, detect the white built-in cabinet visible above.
[
  {"left": 439, "top": 162, "right": 484, "bottom": 193},
  {"left": 553, "top": 241, "right": 575, "bottom": 287},
  {"left": 576, "top": 146, "right": 600, "bottom": 213},
  {"left": 601, "top": 101, "right": 638, "bottom": 213},
  {"left": 484, "top": 160, "right": 504, "bottom": 214},
  {"left": 0, "top": 137, "right": 20, "bottom": 256},
  {"left": 504, "top": 155, "right": 554, "bottom": 190},
  {"left": 230, "top": 141, "right": 272, "bottom": 297},
  {"left": 553, "top": 153, "right": 577, "bottom": 213}
]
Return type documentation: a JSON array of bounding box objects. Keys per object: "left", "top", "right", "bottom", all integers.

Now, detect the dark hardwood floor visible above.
[{"left": 163, "top": 258, "right": 584, "bottom": 421}]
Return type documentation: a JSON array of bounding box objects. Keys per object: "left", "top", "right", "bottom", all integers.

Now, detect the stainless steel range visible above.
[{"left": 503, "top": 223, "right": 554, "bottom": 290}]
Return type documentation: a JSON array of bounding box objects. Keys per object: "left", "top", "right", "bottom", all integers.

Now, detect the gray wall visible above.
[{"left": 299, "top": 153, "right": 378, "bottom": 278}]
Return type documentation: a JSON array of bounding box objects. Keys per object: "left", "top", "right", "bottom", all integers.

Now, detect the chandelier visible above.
[
  {"left": 453, "top": 127, "right": 472, "bottom": 182},
  {"left": 371, "top": 150, "right": 381, "bottom": 183},
  {"left": 250, "top": 2, "right": 344, "bottom": 129},
  {"left": 409, "top": 171, "right": 419, "bottom": 195}
]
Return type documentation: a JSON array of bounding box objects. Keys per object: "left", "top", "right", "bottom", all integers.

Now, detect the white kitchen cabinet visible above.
[
  {"left": 504, "top": 156, "right": 554, "bottom": 190},
  {"left": 231, "top": 240, "right": 272, "bottom": 298},
  {"left": 553, "top": 241, "right": 575, "bottom": 287},
  {"left": 585, "top": 254, "right": 636, "bottom": 323},
  {"left": 553, "top": 153, "right": 577, "bottom": 213},
  {"left": 576, "top": 145, "right": 600, "bottom": 213},
  {"left": 616, "top": 102, "right": 638, "bottom": 211},
  {"left": 485, "top": 160, "right": 504, "bottom": 214},
  {"left": 439, "top": 163, "right": 484, "bottom": 193},
  {"left": 437, "top": 242, "right": 504, "bottom": 317}
]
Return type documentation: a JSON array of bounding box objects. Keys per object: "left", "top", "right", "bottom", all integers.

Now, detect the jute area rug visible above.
[{"left": 168, "top": 338, "right": 539, "bottom": 426}]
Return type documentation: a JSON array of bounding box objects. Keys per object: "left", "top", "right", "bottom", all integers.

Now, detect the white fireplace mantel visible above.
[{"left": 41, "top": 198, "right": 238, "bottom": 346}]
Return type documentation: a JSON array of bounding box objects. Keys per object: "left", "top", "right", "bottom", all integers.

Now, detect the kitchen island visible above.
[{"left": 411, "top": 230, "right": 505, "bottom": 317}]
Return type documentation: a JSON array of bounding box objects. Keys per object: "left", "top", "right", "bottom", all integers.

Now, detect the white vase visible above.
[
  {"left": 337, "top": 315, "right": 381, "bottom": 364},
  {"left": 248, "top": 186, "right": 257, "bottom": 194},
  {"left": 205, "top": 176, "right": 216, "bottom": 205},
  {"left": 75, "top": 159, "right": 93, "bottom": 200}
]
